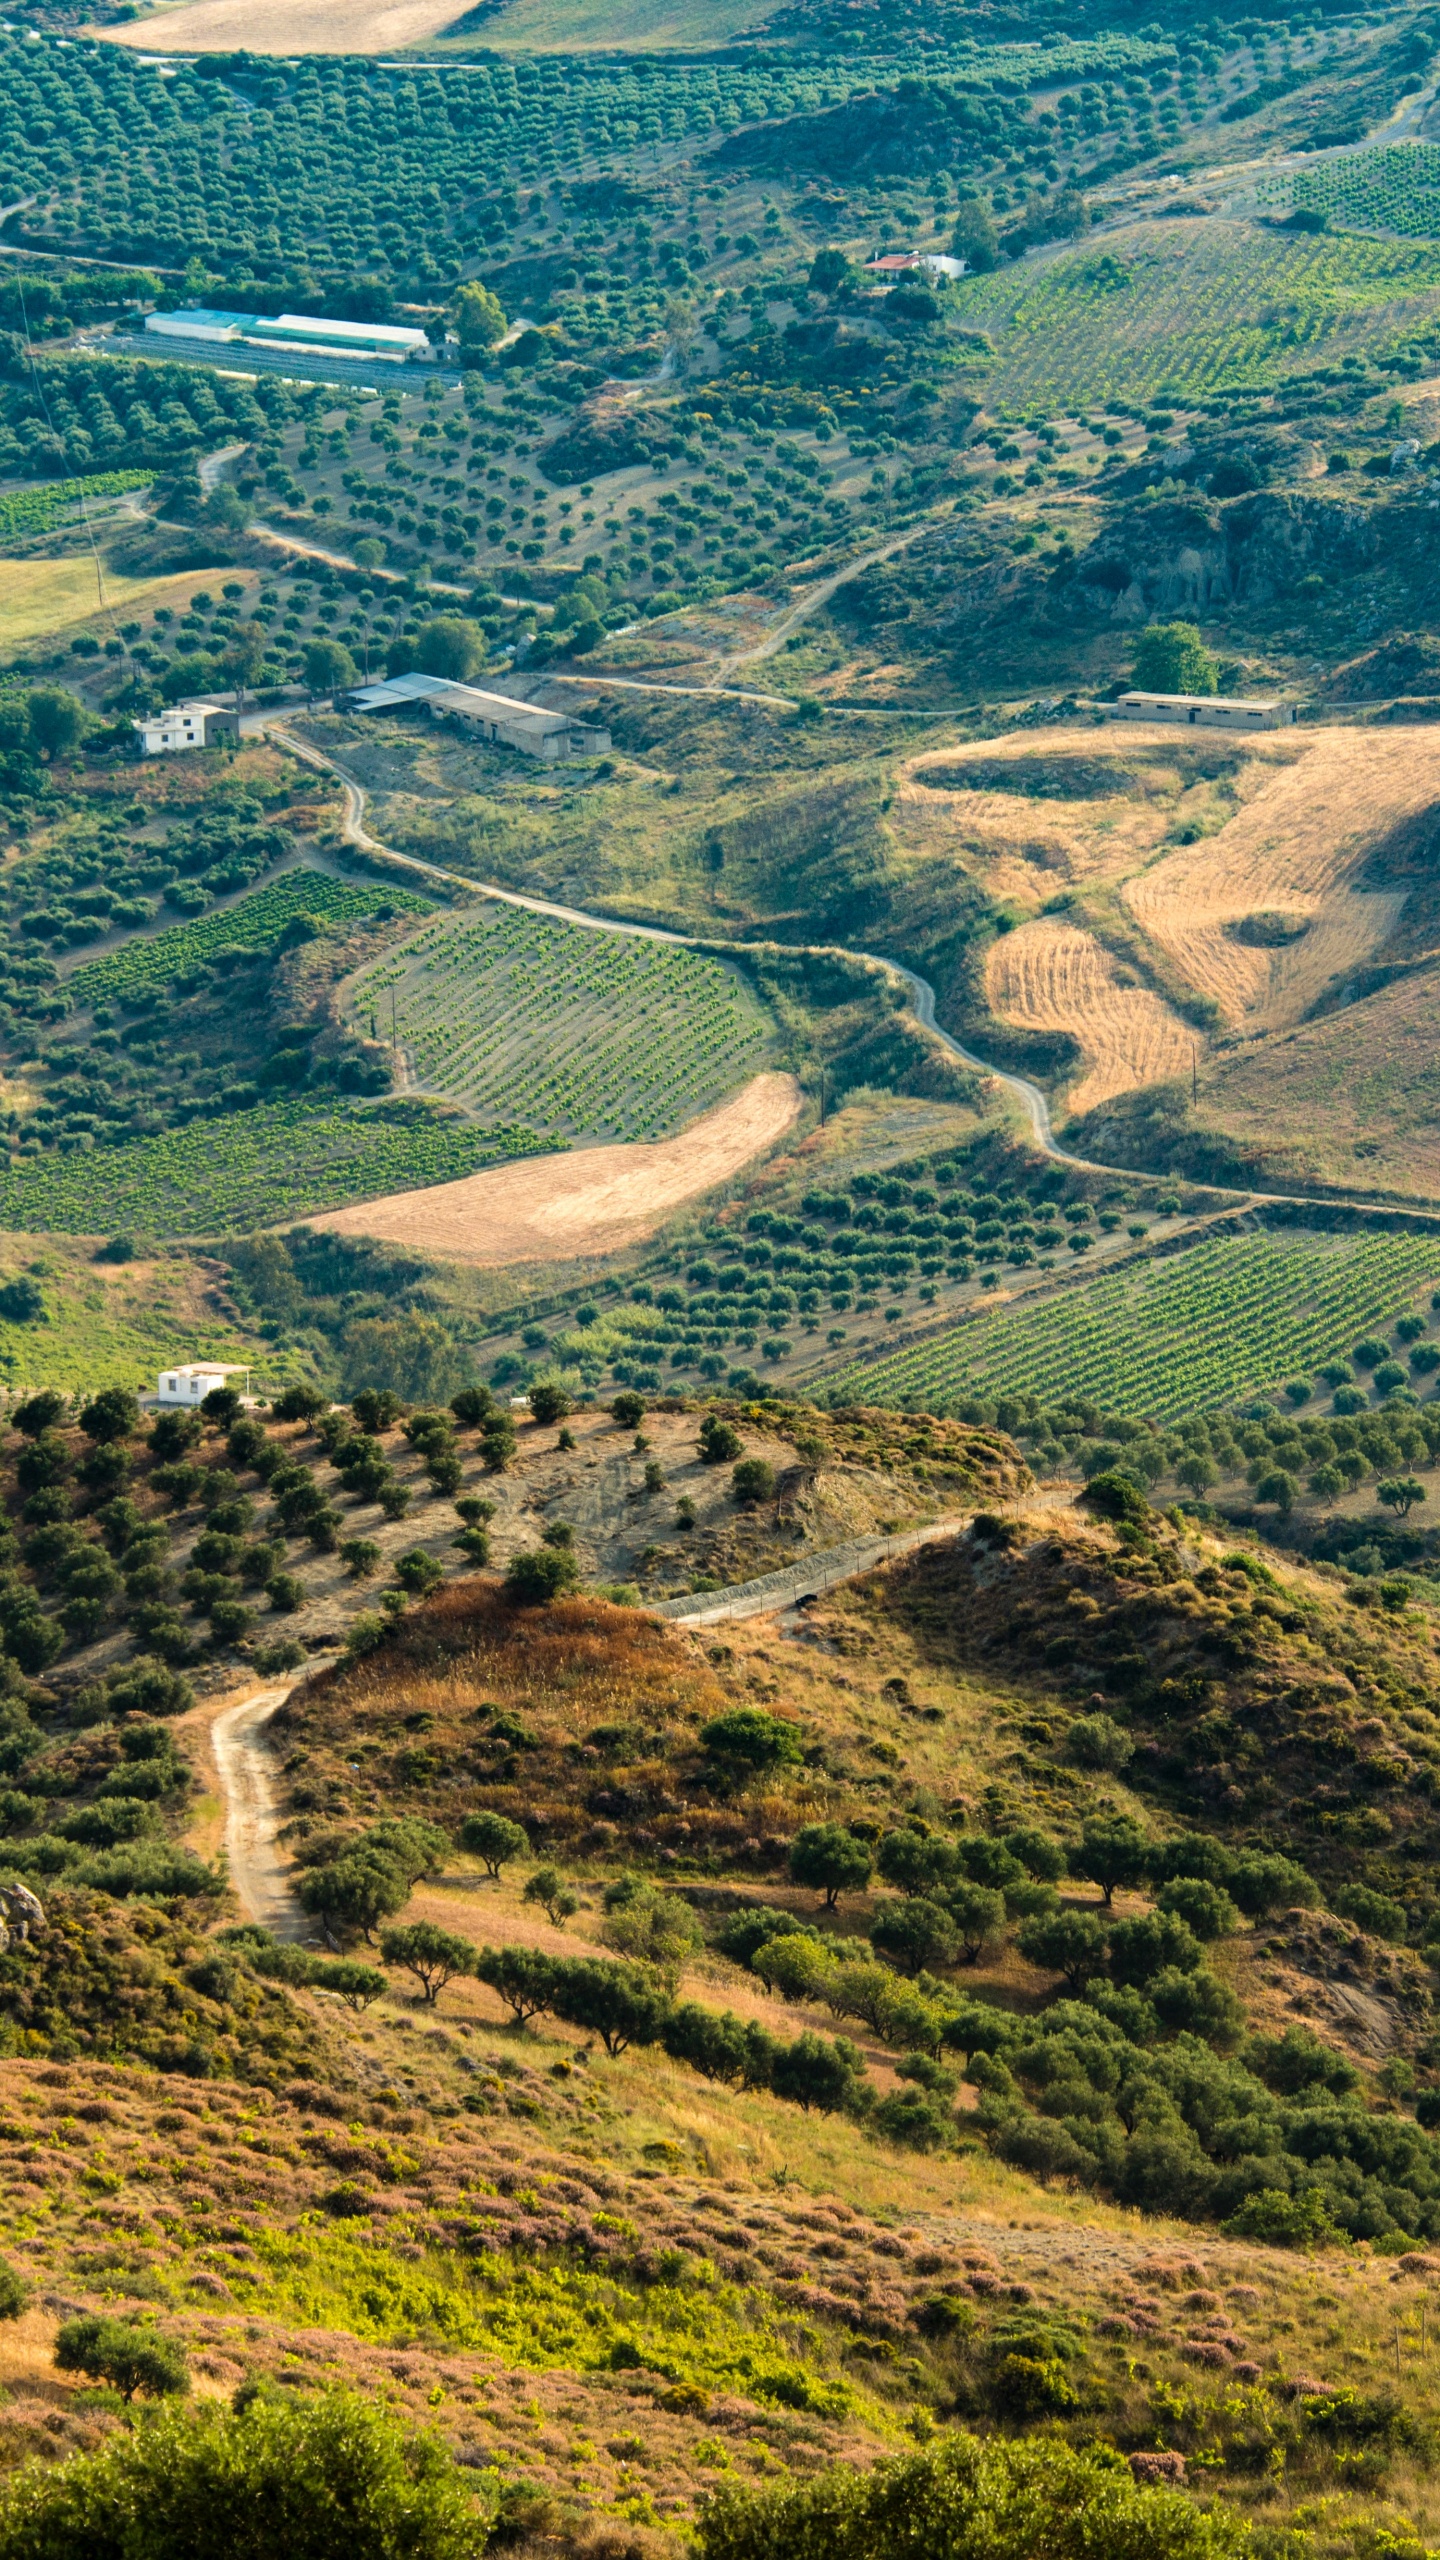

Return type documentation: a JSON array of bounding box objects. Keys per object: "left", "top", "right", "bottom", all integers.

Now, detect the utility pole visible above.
[{"left": 1192, "top": 1042, "right": 1198, "bottom": 1107}]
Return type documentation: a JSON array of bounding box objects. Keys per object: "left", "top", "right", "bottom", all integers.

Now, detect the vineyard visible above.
[
  {"left": 0, "top": 469, "right": 151, "bottom": 544},
  {"left": 961, "top": 219, "right": 1440, "bottom": 408},
  {"left": 348, "top": 904, "right": 771, "bottom": 1144},
  {"left": 824, "top": 1232, "right": 1440, "bottom": 1421},
  {"left": 66, "top": 868, "right": 430, "bottom": 1010},
  {"left": 0, "top": 1094, "right": 558, "bottom": 1238},
  {"left": 1258, "top": 146, "right": 1440, "bottom": 244}
]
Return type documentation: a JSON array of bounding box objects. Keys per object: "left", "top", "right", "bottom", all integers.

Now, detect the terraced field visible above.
[
  {"left": 347, "top": 902, "right": 772, "bottom": 1144},
  {"left": 66, "top": 869, "right": 431, "bottom": 1009},
  {"left": 823, "top": 1230, "right": 1440, "bottom": 1420}
]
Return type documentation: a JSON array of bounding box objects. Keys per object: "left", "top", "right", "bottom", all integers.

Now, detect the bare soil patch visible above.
[
  {"left": 1122, "top": 724, "right": 1440, "bottom": 1031},
  {"left": 309, "top": 1070, "right": 802, "bottom": 1266},
  {"left": 101, "top": 0, "right": 470, "bottom": 53},
  {"left": 986, "top": 916, "right": 1198, "bottom": 1113}
]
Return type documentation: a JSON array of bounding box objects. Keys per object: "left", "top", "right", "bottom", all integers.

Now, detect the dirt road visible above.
[{"left": 210, "top": 1683, "right": 303, "bottom": 1937}]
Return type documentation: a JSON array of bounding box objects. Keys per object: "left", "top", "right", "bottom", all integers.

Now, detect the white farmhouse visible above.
[
  {"left": 133, "top": 700, "right": 242, "bottom": 757},
  {"left": 156, "top": 1363, "right": 251, "bottom": 1406}
]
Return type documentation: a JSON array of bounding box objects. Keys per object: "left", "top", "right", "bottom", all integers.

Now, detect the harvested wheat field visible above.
[
  {"left": 986, "top": 917, "right": 1198, "bottom": 1114},
  {"left": 103, "top": 0, "right": 469, "bottom": 51},
  {"left": 1123, "top": 724, "right": 1440, "bottom": 1030},
  {"left": 894, "top": 725, "right": 1302, "bottom": 910},
  {"left": 309, "top": 1071, "right": 802, "bottom": 1267}
]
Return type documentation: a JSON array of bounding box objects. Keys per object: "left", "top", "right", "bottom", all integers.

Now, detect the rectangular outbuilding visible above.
[
  {"left": 156, "top": 1363, "right": 251, "bottom": 1406},
  {"left": 1104, "top": 692, "right": 1296, "bottom": 729},
  {"left": 347, "top": 670, "right": 609, "bottom": 762}
]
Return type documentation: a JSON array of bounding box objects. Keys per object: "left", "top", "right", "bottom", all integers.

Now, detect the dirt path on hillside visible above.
[
  {"left": 210, "top": 1683, "right": 303, "bottom": 1937},
  {"left": 308, "top": 1069, "right": 802, "bottom": 1265}
]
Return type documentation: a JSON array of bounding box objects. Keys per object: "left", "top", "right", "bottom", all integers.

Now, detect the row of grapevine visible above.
[
  {"left": 1257, "top": 146, "right": 1440, "bottom": 245},
  {"left": 959, "top": 223, "right": 1440, "bottom": 408},
  {"left": 0, "top": 1096, "right": 559, "bottom": 1238},
  {"left": 825, "top": 1233, "right": 1440, "bottom": 1420},
  {"left": 67, "top": 869, "right": 430, "bottom": 1009},
  {"left": 350, "top": 904, "right": 770, "bottom": 1143}
]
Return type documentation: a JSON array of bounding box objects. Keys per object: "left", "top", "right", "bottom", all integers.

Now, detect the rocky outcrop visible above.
[{"left": 1065, "top": 491, "right": 1379, "bottom": 624}]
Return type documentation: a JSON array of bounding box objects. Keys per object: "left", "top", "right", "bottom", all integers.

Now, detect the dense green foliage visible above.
[
  {"left": 67, "top": 870, "right": 428, "bottom": 1010},
  {"left": 0, "top": 2391, "right": 490, "bottom": 2560},
  {"left": 831, "top": 1234, "right": 1440, "bottom": 1422},
  {"left": 695, "top": 2429, "right": 1247, "bottom": 2560}
]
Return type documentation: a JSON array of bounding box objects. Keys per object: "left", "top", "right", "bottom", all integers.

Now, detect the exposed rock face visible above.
[{"left": 1066, "top": 493, "right": 1380, "bottom": 623}]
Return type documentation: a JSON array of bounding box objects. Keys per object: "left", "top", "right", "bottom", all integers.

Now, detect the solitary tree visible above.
[
  {"left": 1131, "top": 621, "right": 1218, "bottom": 696},
  {"left": 523, "top": 1865, "right": 580, "bottom": 1926},
  {"left": 504, "top": 1545, "right": 579, "bottom": 1604},
  {"left": 789, "top": 1821, "right": 874, "bottom": 1908},
  {"left": 529, "top": 1378, "right": 572, "bottom": 1427},
  {"left": 459, "top": 1810, "right": 530, "bottom": 1878},
  {"left": 952, "top": 195, "right": 999, "bottom": 272},
  {"left": 55, "top": 2315, "right": 189, "bottom": 2403},
  {"left": 1377, "top": 1476, "right": 1427, "bottom": 1518},
  {"left": 379, "top": 1921, "right": 476, "bottom": 2005},
  {"left": 79, "top": 1386, "right": 140, "bottom": 1444},
  {"left": 1073, "top": 1816, "right": 1150, "bottom": 1908},
  {"left": 454, "top": 278, "right": 507, "bottom": 352},
  {"left": 1016, "top": 1909, "right": 1110, "bottom": 1992},
  {"left": 303, "top": 636, "right": 357, "bottom": 698}
]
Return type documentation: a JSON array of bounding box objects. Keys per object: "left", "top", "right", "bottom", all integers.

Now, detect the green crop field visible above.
[
  {"left": 957, "top": 219, "right": 1440, "bottom": 409},
  {"left": 0, "top": 469, "right": 151, "bottom": 546},
  {"left": 66, "top": 869, "right": 431, "bottom": 1010},
  {"left": 824, "top": 1232, "right": 1440, "bottom": 1421},
  {"left": 348, "top": 904, "right": 772, "bottom": 1144},
  {"left": 0, "top": 1095, "right": 559, "bottom": 1239},
  {"left": 1259, "top": 145, "right": 1440, "bottom": 243}
]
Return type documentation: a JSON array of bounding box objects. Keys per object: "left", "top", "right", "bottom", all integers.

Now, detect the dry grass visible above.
[
  {"left": 100, "top": 0, "right": 475, "bottom": 55},
  {"left": 985, "top": 916, "right": 1199, "bottom": 1112},
  {"left": 1122, "top": 725, "right": 1440, "bottom": 1033},
  {"left": 0, "top": 557, "right": 254, "bottom": 651}
]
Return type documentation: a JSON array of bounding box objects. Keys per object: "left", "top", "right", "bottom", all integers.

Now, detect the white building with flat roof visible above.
[
  {"left": 1105, "top": 692, "right": 1295, "bottom": 730},
  {"left": 157, "top": 1363, "right": 251, "bottom": 1406},
  {"left": 133, "top": 700, "right": 241, "bottom": 756}
]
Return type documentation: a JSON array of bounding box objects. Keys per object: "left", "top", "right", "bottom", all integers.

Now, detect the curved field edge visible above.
[
  {"left": 347, "top": 900, "right": 774, "bottom": 1146},
  {"left": 308, "top": 1070, "right": 805, "bottom": 1268},
  {"left": 0, "top": 1098, "right": 563, "bottom": 1240}
]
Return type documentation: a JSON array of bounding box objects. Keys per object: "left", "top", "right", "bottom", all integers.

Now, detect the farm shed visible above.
[
  {"left": 1105, "top": 692, "right": 1296, "bottom": 730},
  {"left": 347, "top": 671, "right": 609, "bottom": 762},
  {"left": 144, "top": 309, "right": 433, "bottom": 364}
]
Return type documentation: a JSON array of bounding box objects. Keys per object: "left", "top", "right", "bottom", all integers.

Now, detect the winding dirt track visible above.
[
  {"left": 210, "top": 1685, "right": 303, "bottom": 1938},
  {"left": 310, "top": 1070, "right": 802, "bottom": 1266}
]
